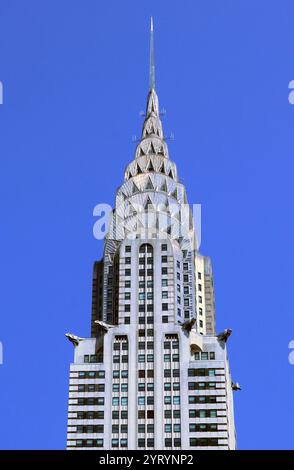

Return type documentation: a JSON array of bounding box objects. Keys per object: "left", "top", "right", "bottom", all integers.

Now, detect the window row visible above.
[
  {"left": 164, "top": 424, "right": 181, "bottom": 433},
  {"left": 113, "top": 384, "right": 128, "bottom": 392},
  {"left": 113, "top": 370, "right": 128, "bottom": 378},
  {"left": 77, "top": 398, "right": 104, "bottom": 406},
  {"left": 74, "top": 425, "right": 104, "bottom": 434},
  {"left": 189, "top": 409, "right": 218, "bottom": 418},
  {"left": 84, "top": 354, "right": 103, "bottom": 364},
  {"left": 164, "top": 396, "right": 180, "bottom": 405},
  {"left": 138, "top": 383, "right": 154, "bottom": 391},
  {"left": 163, "top": 341, "right": 179, "bottom": 349},
  {"left": 113, "top": 355, "right": 128, "bottom": 363},
  {"left": 163, "top": 354, "right": 179, "bottom": 362},
  {"left": 112, "top": 397, "right": 128, "bottom": 406},
  {"left": 189, "top": 423, "right": 219, "bottom": 432},
  {"left": 112, "top": 425, "right": 128, "bottom": 433},
  {"left": 188, "top": 396, "right": 217, "bottom": 404},
  {"left": 75, "top": 439, "right": 103, "bottom": 448},
  {"left": 138, "top": 396, "right": 154, "bottom": 405},
  {"left": 137, "top": 438, "right": 155, "bottom": 448},
  {"left": 138, "top": 329, "right": 154, "bottom": 336},
  {"left": 113, "top": 342, "right": 128, "bottom": 350},
  {"left": 164, "top": 438, "right": 181, "bottom": 448},
  {"left": 138, "top": 424, "right": 154, "bottom": 433},
  {"left": 77, "top": 384, "right": 105, "bottom": 392},
  {"left": 194, "top": 351, "right": 215, "bottom": 360},
  {"left": 138, "top": 341, "right": 154, "bottom": 350},
  {"left": 75, "top": 411, "right": 104, "bottom": 419},
  {"left": 190, "top": 438, "right": 220, "bottom": 447},
  {"left": 188, "top": 381, "right": 217, "bottom": 390},
  {"left": 77, "top": 371, "right": 105, "bottom": 379},
  {"left": 112, "top": 439, "right": 127, "bottom": 448},
  {"left": 188, "top": 368, "right": 217, "bottom": 377}
]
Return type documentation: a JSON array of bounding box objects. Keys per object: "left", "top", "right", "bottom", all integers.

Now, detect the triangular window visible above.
[
  {"left": 146, "top": 178, "right": 154, "bottom": 190},
  {"left": 133, "top": 182, "right": 140, "bottom": 194},
  {"left": 147, "top": 160, "right": 155, "bottom": 172}
]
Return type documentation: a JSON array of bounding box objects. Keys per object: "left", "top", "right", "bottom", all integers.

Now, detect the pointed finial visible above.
[{"left": 149, "top": 16, "right": 155, "bottom": 90}]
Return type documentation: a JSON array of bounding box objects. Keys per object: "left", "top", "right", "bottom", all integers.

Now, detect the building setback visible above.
[{"left": 66, "top": 19, "right": 237, "bottom": 450}]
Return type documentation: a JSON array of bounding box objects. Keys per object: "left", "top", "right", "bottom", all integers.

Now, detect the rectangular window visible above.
[
  {"left": 174, "top": 424, "right": 181, "bottom": 433},
  {"left": 161, "top": 255, "right": 168, "bottom": 263},
  {"left": 165, "top": 424, "right": 172, "bottom": 433},
  {"left": 138, "top": 424, "right": 145, "bottom": 433},
  {"left": 164, "top": 383, "right": 171, "bottom": 391},
  {"left": 162, "top": 303, "right": 168, "bottom": 311},
  {"left": 138, "top": 397, "right": 145, "bottom": 405},
  {"left": 125, "top": 292, "right": 131, "bottom": 300},
  {"left": 124, "top": 317, "right": 130, "bottom": 324},
  {"left": 210, "top": 352, "right": 215, "bottom": 360},
  {"left": 112, "top": 439, "right": 119, "bottom": 448},
  {"left": 162, "top": 267, "right": 168, "bottom": 275},
  {"left": 162, "top": 316, "right": 168, "bottom": 323},
  {"left": 162, "top": 279, "right": 168, "bottom": 287},
  {"left": 198, "top": 284, "right": 202, "bottom": 291},
  {"left": 125, "top": 257, "right": 131, "bottom": 264},
  {"left": 164, "top": 396, "right": 172, "bottom": 404},
  {"left": 162, "top": 291, "right": 168, "bottom": 299},
  {"left": 138, "top": 439, "right": 145, "bottom": 448},
  {"left": 161, "top": 244, "right": 167, "bottom": 251},
  {"left": 121, "top": 397, "right": 128, "bottom": 406},
  {"left": 201, "top": 352, "right": 208, "bottom": 360},
  {"left": 125, "top": 269, "right": 131, "bottom": 276},
  {"left": 125, "top": 245, "right": 131, "bottom": 252},
  {"left": 173, "top": 396, "right": 180, "bottom": 405},
  {"left": 164, "top": 410, "right": 172, "bottom": 418},
  {"left": 112, "top": 397, "right": 119, "bottom": 406},
  {"left": 121, "top": 370, "right": 128, "bottom": 378},
  {"left": 124, "top": 304, "right": 130, "bottom": 312},
  {"left": 198, "top": 272, "right": 201, "bottom": 279}
]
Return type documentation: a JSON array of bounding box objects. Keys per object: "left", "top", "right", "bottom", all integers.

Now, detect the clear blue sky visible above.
[{"left": 0, "top": 0, "right": 293, "bottom": 450}]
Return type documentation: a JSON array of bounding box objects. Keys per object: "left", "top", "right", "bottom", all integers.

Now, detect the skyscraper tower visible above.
[{"left": 66, "top": 19, "right": 237, "bottom": 451}]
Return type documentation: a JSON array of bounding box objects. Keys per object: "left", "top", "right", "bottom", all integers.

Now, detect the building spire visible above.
[{"left": 149, "top": 16, "right": 155, "bottom": 90}]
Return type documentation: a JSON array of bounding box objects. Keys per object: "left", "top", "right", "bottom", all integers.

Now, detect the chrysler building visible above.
[{"left": 66, "top": 18, "right": 237, "bottom": 450}]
